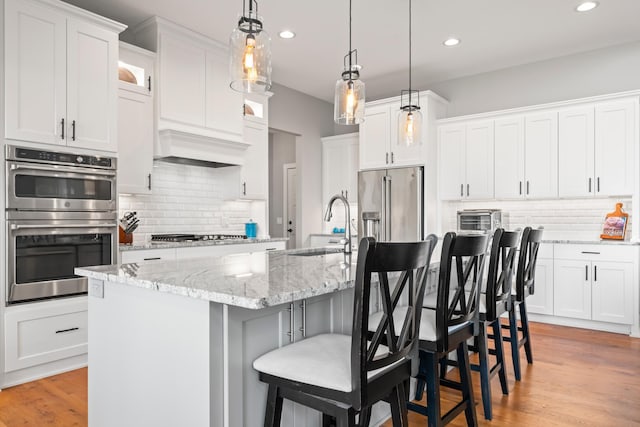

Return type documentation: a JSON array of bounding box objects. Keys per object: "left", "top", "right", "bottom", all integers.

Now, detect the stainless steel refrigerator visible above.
[{"left": 358, "top": 166, "right": 423, "bottom": 243}]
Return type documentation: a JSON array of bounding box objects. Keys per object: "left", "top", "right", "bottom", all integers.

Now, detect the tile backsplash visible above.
[
  {"left": 119, "top": 161, "right": 253, "bottom": 244},
  {"left": 441, "top": 198, "right": 633, "bottom": 240}
]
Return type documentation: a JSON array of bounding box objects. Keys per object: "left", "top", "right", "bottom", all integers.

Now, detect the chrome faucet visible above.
[{"left": 324, "top": 194, "right": 352, "bottom": 254}]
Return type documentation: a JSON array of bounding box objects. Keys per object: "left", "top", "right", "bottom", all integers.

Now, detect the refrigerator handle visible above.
[
  {"left": 386, "top": 176, "right": 392, "bottom": 241},
  {"left": 381, "top": 176, "right": 387, "bottom": 241}
]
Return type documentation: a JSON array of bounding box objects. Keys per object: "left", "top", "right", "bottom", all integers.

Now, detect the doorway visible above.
[
  {"left": 268, "top": 129, "right": 298, "bottom": 248},
  {"left": 283, "top": 164, "right": 297, "bottom": 248}
]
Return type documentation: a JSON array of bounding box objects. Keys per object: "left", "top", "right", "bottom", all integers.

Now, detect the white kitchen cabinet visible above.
[
  {"left": 524, "top": 111, "right": 558, "bottom": 198},
  {"left": 359, "top": 103, "right": 392, "bottom": 170},
  {"left": 176, "top": 241, "right": 285, "bottom": 260},
  {"left": 494, "top": 116, "right": 526, "bottom": 199},
  {"left": 131, "top": 17, "right": 243, "bottom": 143},
  {"left": 118, "top": 43, "right": 155, "bottom": 195},
  {"left": 120, "top": 248, "right": 176, "bottom": 264},
  {"left": 4, "top": 0, "right": 124, "bottom": 151},
  {"left": 322, "top": 133, "right": 359, "bottom": 204},
  {"left": 558, "top": 106, "right": 594, "bottom": 197},
  {"left": 526, "top": 244, "right": 554, "bottom": 315},
  {"left": 240, "top": 121, "right": 269, "bottom": 199},
  {"left": 553, "top": 244, "right": 634, "bottom": 324},
  {"left": 4, "top": 297, "right": 88, "bottom": 373},
  {"left": 438, "top": 120, "right": 494, "bottom": 200}
]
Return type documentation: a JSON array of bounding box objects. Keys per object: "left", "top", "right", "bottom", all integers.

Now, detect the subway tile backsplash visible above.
[
  {"left": 119, "top": 161, "right": 252, "bottom": 244},
  {"left": 441, "top": 198, "right": 633, "bottom": 240}
]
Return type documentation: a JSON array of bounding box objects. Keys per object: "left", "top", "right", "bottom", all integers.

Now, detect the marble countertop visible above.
[
  {"left": 542, "top": 239, "right": 640, "bottom": 245},
  {"left": 119, "top": 237, "right": 288, "bottom": 251},
  {"left": 77, "top": 247, "right": 357, "bottom": 309}
]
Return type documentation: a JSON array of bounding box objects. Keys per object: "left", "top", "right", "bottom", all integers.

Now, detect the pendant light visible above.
[
  {"left": 229, "top": 0, "right": 272, "bottom": 93},
  {"left": 334, "top": 0, "right": 365, "bottom": 125},
  {"left": 398, "top": 0, "right": 422, "bottom": 146}
]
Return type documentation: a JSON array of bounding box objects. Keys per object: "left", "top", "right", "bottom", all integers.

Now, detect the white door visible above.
[
  {"left": 494, "top": 116, "right": 525, "bottom": 199},
  {"left": 525, "top": 111, "right": 558, "bottom": 198},
  {"left": 591, "top": 261, "right": 634, "bottom": 324},
  {"left": 438, "top": 124, "right": 466, "bottom": 200},
  {"left": 465, "top": 120, "right": 494, "bottom": 199},
  {"left": 558, "top": 106, "right": 595, "bottom": 197},
  {"left": 5, "top": 0, "right": 67, "bottom": 145},
  {"left": 359, "top": 104, "right": 390, "bottom": 170},
  {"left": 595, "top": 99, "right": 637, "bottom": 196},
  {"left": 553, "top": 259, "right": 591, "bottom": 320},
  {"left": 284, "top": 164, "right": 297, "bottom": 249}
]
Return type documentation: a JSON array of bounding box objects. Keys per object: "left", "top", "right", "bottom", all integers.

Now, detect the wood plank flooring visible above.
[{"left": 0, "top": 322, "right": 638, "bottom": 426}]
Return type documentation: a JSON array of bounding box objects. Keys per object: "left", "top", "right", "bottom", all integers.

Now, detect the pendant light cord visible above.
[
  {"left": 349, "top": 0, "right": 352, "bottom": 76},
  {"left": 408, "top": 0, "right": 412, "bottom": 107}
]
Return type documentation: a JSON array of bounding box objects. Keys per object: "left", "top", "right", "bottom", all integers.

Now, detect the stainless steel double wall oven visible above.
[{"left": 5, "top": 145, "right": 118, "bottom": 304}]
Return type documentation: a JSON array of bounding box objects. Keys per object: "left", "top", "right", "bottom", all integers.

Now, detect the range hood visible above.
[{"left": 155, "top": 128, "right": 249, "bottom": 168}]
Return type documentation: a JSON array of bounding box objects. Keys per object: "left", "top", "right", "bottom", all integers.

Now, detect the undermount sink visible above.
[{"left": 289, "top": 248, "right": 345, "bottom": 257}]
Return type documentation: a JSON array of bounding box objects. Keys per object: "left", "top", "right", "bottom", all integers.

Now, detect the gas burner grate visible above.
[{"left": 151, "top": 234, "right": 248, "bottom": 242}]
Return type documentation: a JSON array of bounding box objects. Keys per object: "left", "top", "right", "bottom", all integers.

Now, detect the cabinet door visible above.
[
  {"left": 494, "top": 116, "right": 525, "bottom": 199},
  {"left": 558, "top": 106, "right": 594, "bottom": 197},
  {"left": 359, "top": 104, "right": 390, "bottom": 170},
  {"left": 595, "top": 99, "right": 637, "bottom": 196},
  {"left": 346, "top": 137, "right": 359, "bottom": 202},
  {"left": 525, "top": 112, "right": 558, "bottom": 198},
  {"left": 553, "top": 259, "right": 591, "bottom": 320},
  {"left": 390, "top": 101, "right": 424, "bottom": 167},
  {"left": 5, "top": 0, "right": 67, "bottom": 145},
  {"left": 118, "top": 88, "right": 154, "bottom": 194},
  {"left": 465, "top": 120, "right": 494, "bottom": 199},
  {"left": 591, "top": 261, "right": 634, "bottom": 324},
  {"left": 158, "top": 34, "right": 206, "bottom": 126},
  {"left": 240, "top": 122, "right": 268, "bottom": 199},
  {"left": 438, "top": 124, "right": 465, "bottom": 200},
  {"left": 527, "top": 257, "right": 554, "bottom": 315},
  {"left": 205, "top": 48, "right": 244, "bottom": 138},
  {"left": 322, "top": 140, "right": 350, "bottom": 203},
  {"left": 67, "top": 20, "right": 119, "bottom": 152}
]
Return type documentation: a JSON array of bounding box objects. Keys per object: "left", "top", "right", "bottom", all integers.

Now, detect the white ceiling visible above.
[{"left": 63, "top": 0, "right": 640, "bottom": 103}]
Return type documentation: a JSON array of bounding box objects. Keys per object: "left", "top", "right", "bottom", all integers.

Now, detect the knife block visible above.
[{"left": 119, "top": 225, "right": 133, "bottom": 244}]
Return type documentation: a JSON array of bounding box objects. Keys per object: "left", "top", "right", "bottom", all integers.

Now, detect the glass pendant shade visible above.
[
  {"left": 229, "top": 5, "right": 272, "bottom": 93},
  {"left": 398, "top": 105, "right": 423, "bottom": 146},
  {"left": 334, "top": 67, "right": 365, "bottom": 125}
]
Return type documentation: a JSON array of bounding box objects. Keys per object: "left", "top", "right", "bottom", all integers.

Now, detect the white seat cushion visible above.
[{"left": 253, "top": 334, "right": 399, "bottom": 393}]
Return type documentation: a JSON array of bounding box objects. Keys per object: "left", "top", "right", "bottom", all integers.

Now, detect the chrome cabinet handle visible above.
[
  {"left": 10, "top": 163, "right": 116, "bottom": 177},
  {"left": 11, "top": 223, "right": 117, "bottom": 230},
  {"left": 287, "top": 303, "right": 295, "bottom": 343},
  {"left": 299, "top": 300, "right": 306, "bottom": 338}
]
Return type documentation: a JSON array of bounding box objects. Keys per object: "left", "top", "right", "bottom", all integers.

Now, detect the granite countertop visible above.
[
  {"left": 77, "top": 247, "right": 357, "bottom": 309},
  {"left": 119, "top": 237, "right": 288, "bottom": 251}
]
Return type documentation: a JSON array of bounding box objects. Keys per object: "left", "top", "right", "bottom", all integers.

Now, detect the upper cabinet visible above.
[
  {"left": 558, "top": 98, "right": 637, "bottom": 198},
  {"left": 494, "top": 116, "right": 525, "bottom": 199},
  {"left": 359, "top": 91, "right": 448, "bottom": 170},
  {"left": 239, "top": 93, "right": 270, "bottom": 200},
  {"left": 438, "top": 120, "right": 494, "bottom": 200},
  {"left": 322, "top": 133, "right": 359, "bottom": 204},
  {"left": 4, "top": 0, "right": 125, "bottom": 152},
  {"left": 118, "top": 42, "right": 155, "bottom": 195},
  {"left": 130, "top": 17, "right": 244, "bottom": 145},
  {"left": 524, "top": 111, "right": 558, "bottom": 198}
]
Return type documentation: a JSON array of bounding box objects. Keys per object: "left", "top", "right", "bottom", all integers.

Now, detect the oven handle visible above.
[
  {"left": 11, "top": 223, "right": 118, "bottom": 230},
  {"left": 10, "top": 163, "right": 116, "bottom": 177}
]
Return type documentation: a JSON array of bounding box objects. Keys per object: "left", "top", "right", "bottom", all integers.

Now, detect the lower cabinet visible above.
[
  {"left": 553, "top": 245, "right": 635, "bottom": 325},
  {"left": 120, "top": 241, "right": 286, "bottom": 263},
  {"left": 526, "top": 245, "right": 554, "bottom": 315},
  {"left": 4, "top": 297, "right": 88, "bottom": 373}
]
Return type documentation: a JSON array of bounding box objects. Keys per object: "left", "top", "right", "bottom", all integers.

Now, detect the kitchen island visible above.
[{"left": 77, "top": 247, "right": 392, "bottom": 427}]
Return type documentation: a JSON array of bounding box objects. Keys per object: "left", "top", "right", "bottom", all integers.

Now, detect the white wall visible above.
[
  {"left": 268, "top": 131, "right": 296, "bottom": 238},
  {"left": 428, "top": 41, "right": 640, "bottom": 117},
  {"left": 268, "top": 83, "right": 336, "bottom": 247}
]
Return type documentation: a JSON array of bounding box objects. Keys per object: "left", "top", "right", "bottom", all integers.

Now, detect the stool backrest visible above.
[
  {"left": 351, "top": 235, "right": 437, "bottom": 407},
  {"left": 485, "top": 229, "right": 520, "bottom": 320},
  {"left": 436, "top": 232, "right": 489, "bottom": 352},
  {"left": 515, "top": 227, "right": 544, "bottom": 302}
]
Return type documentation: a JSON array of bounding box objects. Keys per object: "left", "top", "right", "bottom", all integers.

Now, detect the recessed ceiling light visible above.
[
  {"left": 575, "top": 1, "right": 598, "bottom": 12},
  {"left": 279, "top": 30, "right": 295, "bottom": 39},
  {"left": 443, "top": 37, "right": 460, "bottom": 47}
]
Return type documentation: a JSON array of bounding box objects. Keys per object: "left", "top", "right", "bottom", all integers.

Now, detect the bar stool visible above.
[
  {"left": 253, "top": 237, "right": 436, "bottom": 427},
  {"left": 409, "top": 232, "right": 489, "bottom": 427},
  {"left": 502, "top": 226, "right": 543, "bottom": 381}
]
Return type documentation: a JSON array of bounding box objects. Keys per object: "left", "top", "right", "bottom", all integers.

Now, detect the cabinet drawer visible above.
[
  {"left": 121, "top": 248, "right": 176, "bottom": 263},
  {"left": 553, "top": 244, "right": 635, "bottom": 262},
  {"left": 5, "top": 298, "right": 88, "bottom": 372}
]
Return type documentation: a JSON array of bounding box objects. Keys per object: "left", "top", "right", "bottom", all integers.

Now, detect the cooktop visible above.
[{"left": 151, "top": 234, "right": 247, "bottom": 243}]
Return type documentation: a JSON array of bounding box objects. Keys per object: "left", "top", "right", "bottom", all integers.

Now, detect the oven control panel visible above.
[{"left": 7, "top": 146, "right": 115, "bottom": 169}]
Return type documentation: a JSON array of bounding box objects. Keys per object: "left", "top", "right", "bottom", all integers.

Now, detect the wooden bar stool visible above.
[
  {"left": 409, "top": 232, "right": 489, "bottom": 427},
  {"left": 253, "top": 237, "right": 436, "bottom": 427},
  {"left": 502, "top": 226, "right": 544, "bottom": 381}
]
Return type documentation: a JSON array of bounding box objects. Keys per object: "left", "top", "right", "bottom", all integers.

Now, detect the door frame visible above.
[{"left": 283, "top": 163, "right": 297, "bottom": 246}]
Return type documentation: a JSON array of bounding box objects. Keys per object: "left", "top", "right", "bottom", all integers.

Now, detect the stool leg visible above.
[
  {"left": 335, "top": 408, "right": 356, "bottom": 427},
  {"left": 425, "top": 352, "right": 443, "bottom": 427},
  {"left": 389, "top": 383, "right": 409, "bottom": 427},
  {"left": 457, "top": 341, "right": 478, "bottom": 427},
  {"left": 508, "top": 304, "right": 522, "bottom": 381},
  {"left": 264, "top": 384, "right": 283, "bottom": 427},
  {"left": 520, "top": 300, "right": 533, "bottom": 364},
  {"left": 477, "top": 322, "right": 493, "bottom": 420},
  {"left": 359, "top": 406, "right": 371, "bottom": 427},
  {"left": 491, "top": 318, "right": 509, "bottom": 395}
]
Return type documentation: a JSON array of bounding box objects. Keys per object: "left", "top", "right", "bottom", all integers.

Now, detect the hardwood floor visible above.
[{"left": 0, "top": 322, "right": 638, "bottom": 426}]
